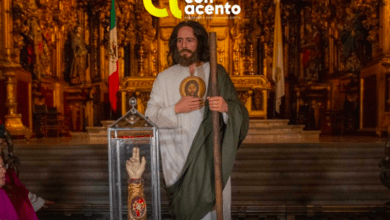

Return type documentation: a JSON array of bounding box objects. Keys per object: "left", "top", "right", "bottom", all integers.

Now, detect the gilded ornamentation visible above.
[
  {"left": 3, "top": 69, "right": 31, "bottom": 138},
  {"left": 91, "top": 0, "right": 137, "bottom": 49},
  {"left": 54, "top": 1, "right": 78, "bottom": 27},
  {"left": 232, "top": 44, "right": 240, "bottom": 76},
  {"left": 301, "top": 21, "right": 324, "bottom": 82},
  {"left": 253, "top": 90, "right": 263, "bottom": 111},
  {"left": 135, "top": 92, "right": 150, "bottom": 115},
  {"left": 150, "top": 44, "right": 158, "bottom": 77},
  {"left": 138, "top": 44, "right": 146, "bottom": 77},
  {"left": 0, "top": 0, "right": 388, "bottom": 134},
  {"left": 248, "top": 44, "right": 254, "bottom": 75},
  {"left": 39, "top": 24, "right": 53, "bottom": 77},
  {"left": 137, "top": 12, "right": 156, "bottom": 41},
  {"left": 12, "top": 0, "right": 79, "bottom": 81},
  {"left": 136, "top": 11, "right": 157, "bottom": 76},
  {"left": 230, "top": 20, "right": 242, "bottom": 76},
  {"left": 217, "top": 47, "right": 224, "bottom": 65},
  {"left": 333, "top": 1, "right": 379, "bottom": 73},
  {"left": 122, "top": 78, "right": 155, "bottom": 90},
  {"left": 90, "top": 25, "right": 100, "bottom": 81},
  {"left": 337, "top": 7, "right": 365, "bottom": 72},
  {"left": 29, "top": 18, "right": 44, "bottom": 79},
  {"left": 117, "top": 0, "right": 136, "bottom": 47},
  {"left": 306, "top": 0, "right": 331, "bottom": 33},
  {"left": 12, "top": 0, "right": 34, "bottom": 65},
  {"left": 0, "top": 0, "right": 33, "bottom": 138},
  {"left": 70, "top": 26, "right": 88, "bottom": 84},
  {"left": 230, "top": 6, "right": 262, "bottom": 76},
  {"left": 352, "top": 0, "right": 380, "bottom": 56},
  {"left": 237, "top": 91, "right": 249, "bottom": 105},
  {"left": 257, "top": 0, "right": 275, "bottom": 55},
  {"left": 231, "top": 76, "right": 271, "bottom": 90},
  {"left": 89, "top": 0, "right": 110, "bottom": 27},
  {"left": 284, "top": 2, "right": 300, "bottom": 79},
  {"left": 230, "top": 21, "right": 242, "bottom": 40},
  {"left": 5, "top": 71, "right": 18, "bottom": 116},
  {"left": 298, "top": 0, "right": 331, "bottom": 83}
]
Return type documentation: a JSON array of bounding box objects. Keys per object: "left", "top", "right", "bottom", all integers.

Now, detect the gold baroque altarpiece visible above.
[
  {"left": 1, "top": 0, "right": 389, "bottom": 135},
  {"left": 120, "top": 0, "right": 272, "bottom": 118}
]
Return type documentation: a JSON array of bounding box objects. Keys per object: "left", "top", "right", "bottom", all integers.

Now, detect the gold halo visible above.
[{"left": 179, "top": 76, "right": 206, "bottom": 98}]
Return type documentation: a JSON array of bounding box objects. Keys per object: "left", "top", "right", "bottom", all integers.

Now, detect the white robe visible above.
[{"left": 145, "top": 62, "right": 231, "bottom": 220}]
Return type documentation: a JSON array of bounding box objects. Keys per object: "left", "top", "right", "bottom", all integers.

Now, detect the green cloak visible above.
[{"left": 165, "top": 64, "right": 249, "bottom": 219}]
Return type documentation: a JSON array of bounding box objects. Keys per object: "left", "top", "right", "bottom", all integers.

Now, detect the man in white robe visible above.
[{"left": 146, "top": 21, "right": 248, "bottom": 220}]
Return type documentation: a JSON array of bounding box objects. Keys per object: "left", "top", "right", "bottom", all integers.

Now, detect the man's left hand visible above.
[{"left": 207, "top": 96, "right": 228, "bottom": 113}]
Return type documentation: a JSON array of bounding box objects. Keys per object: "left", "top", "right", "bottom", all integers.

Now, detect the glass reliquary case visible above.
[{"left": 108, "top": 97, "right": 161, "bottom": 220}]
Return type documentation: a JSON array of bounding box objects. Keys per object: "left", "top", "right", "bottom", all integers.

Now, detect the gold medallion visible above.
[{"left": 179, "top": 76, "right": 206, "bottom": 98}]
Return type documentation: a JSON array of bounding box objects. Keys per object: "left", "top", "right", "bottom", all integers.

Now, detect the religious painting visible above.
[{"left": 179, "top": 76, "right": 206, "bottom": 98}]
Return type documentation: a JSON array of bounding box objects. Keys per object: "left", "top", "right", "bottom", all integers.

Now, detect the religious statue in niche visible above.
[
  {"left": 40, "top": 24, "right": 53, "bottom": 77},
  {"left": 70, "top": 26, "right": 89, "bottom": 84},
  {"left": 301, "top": 23, "right": 324, "bottom": 82},
  {"left": 26, "top": 17, "right": 52, "bottom": 79},
  {"left": 338, "top": 7, "right": 370, "bottom": 72}
]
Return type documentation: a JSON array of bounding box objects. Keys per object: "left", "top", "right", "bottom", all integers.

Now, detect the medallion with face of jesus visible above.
[{"left": 180, "top": 76, "right": 206, "bottom": 98}]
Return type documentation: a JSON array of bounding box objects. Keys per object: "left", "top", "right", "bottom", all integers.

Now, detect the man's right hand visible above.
[{"left": 175, "top": 96, "right": 204, "bottom": 114}]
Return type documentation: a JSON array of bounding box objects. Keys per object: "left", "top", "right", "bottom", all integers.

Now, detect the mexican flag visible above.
[{"left": 109, "top": 0, "right": 119, "bottom": 112}]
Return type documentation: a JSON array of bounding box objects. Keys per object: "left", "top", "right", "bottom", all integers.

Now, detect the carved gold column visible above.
[
  {"left": 0, "top": 0, "right": 30, "bottom": 138},
  {"left": 119, "top": 47, "right": 125, "bottom": 82},
  {"left": 3, "top": 67, "right": 29, "bottom": 137},
  {"left": 248, "top": 44, "right": 255, "bottom": 75},
  {"left": 151, "top": 45, "right": 158, "bottom": 77},
  {"left": 121, "top": 91, "right": 128, "bottom": 116},
  {"left": 232, "top": 45, "right": 240, "bottom": 76},
  {"left": 138, "top": 44, "right": 146, "bottom": 77}
]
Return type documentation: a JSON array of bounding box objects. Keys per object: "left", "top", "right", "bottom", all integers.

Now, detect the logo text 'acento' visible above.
[{"left": 143, "top": 0, "right": 241, "bottom": 19}]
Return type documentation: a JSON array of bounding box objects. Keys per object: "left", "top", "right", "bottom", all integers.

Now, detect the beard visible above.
[{"left": 174, "top": 48, "right": 199, "bottom": 66}]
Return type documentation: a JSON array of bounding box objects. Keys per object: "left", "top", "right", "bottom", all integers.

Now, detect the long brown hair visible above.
[{"left": 167, "top": 21, "right": 210, "bottom": 66}]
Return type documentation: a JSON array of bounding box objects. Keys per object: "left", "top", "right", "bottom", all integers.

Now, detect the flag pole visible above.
[
  {"left": 209, "top": 32, "right": 223, "bottom": 220},
  {"left": 272, "top": 0, "right": 285, "bottom": 115}
]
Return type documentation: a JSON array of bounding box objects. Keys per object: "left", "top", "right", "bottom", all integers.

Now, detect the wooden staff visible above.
[{"left": 209, "top": 32, "right": 223, "bottom": 220}]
